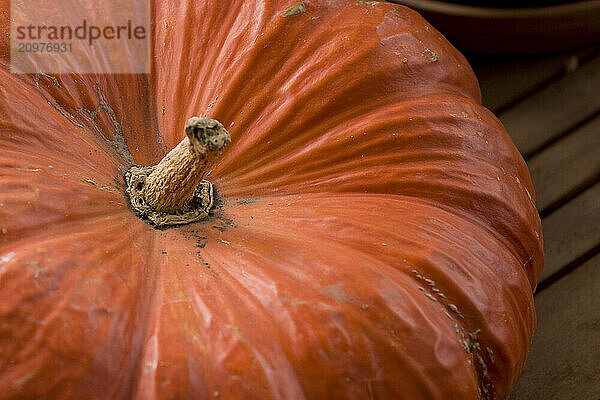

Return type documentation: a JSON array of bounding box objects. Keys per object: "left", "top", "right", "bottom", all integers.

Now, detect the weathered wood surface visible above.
[
  {"left": 496, "top": 54, "right": 600, "bottom": 157},
  {"left": 510, "top": 253, "right": 600, "bottom": 400},
  {"left": 474, "top": 47, "right": 599, "bottom": 113},
  {"left": 527, "top": 114, "right": 600, "bottom": 215},
  {"left": 474, "top": 46, "right": 600, "bottom": 400},
  {"left": 538, "top": 182, "right": 600, "bottom": 284}
]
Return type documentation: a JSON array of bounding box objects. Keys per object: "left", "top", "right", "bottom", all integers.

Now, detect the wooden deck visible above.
[{"left": 470, "top": 47, "right": 600, "bottom": 400}]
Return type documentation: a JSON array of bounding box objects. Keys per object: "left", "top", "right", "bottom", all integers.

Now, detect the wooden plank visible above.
[
  {"left": 474, "top": 48, "right": 596, "bottom": 113},
  {"left": 528, "top": 114, "right": 600, "bottom": 213},
  {"left": 509, "top": 252, "right": 600, "bottom": 400},
  {"left": 497, "top": 54, "right": 600, "bottom": 157},
  {"left": 538, "top": 182, "right": 600, "bottom": 283}
]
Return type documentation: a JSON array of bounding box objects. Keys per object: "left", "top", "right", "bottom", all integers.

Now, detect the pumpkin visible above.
[{"left": 0, "top": 1, "right": 543, "bottom": 399}]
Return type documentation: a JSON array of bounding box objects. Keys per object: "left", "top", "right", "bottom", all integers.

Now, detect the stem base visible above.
[{"left": 124, "top": 165, "right": 214, "bottom": 228}]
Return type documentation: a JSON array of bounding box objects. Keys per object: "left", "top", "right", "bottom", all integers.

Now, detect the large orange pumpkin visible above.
[{"left": 0, "top": 1, "right": 543, "bottom": 399}]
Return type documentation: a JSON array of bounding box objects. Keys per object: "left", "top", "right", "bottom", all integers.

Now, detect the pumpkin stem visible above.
[{"left": 143, "top": 117, "right": 230, "bottom": 213}]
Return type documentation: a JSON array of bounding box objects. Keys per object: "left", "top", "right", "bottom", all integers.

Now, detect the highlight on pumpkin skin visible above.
[{"left": 124, "top": 117, "right": 230, "bottom": 227}]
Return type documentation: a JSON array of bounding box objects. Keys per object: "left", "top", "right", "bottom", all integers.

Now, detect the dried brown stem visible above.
[{"left": 143, "top": 117, "right": 230, "bottom": 213}]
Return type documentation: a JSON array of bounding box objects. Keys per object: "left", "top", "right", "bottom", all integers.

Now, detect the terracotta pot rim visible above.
[
  {"left": 395, "top": 0, "right": 600, "bottom": 18},
  {"left": 391, "top": 0, "right": 600, "bottom": 53}
]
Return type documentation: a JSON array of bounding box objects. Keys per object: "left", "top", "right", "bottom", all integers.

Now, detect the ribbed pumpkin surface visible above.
[{"left": 0, "top": 1, "right": 543, "bottom": 399}]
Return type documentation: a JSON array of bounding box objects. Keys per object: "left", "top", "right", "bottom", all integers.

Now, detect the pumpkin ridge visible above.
[
  {"left": 0, "top": 213, "right": 156, "bottom": 398},
  {"left": 213, "top": 90, "right": 507, "bottom": 195},
  {"left": 197, "top": 195, "right": 494, "bottom": 397},
  {"left": 218, "top": 90, "right": 505, "bottom": 181},
  {"left": 208, "top": 23, "right": 379, "bottom": 176},
  {"left": 0, "top": 69, "right": 146, "bottom": 171},
  {"left": 152, "top": 1, "right": 253, "bottom": 148},
  {"left": 223, "top": 192, "right": 533, "bottom": 398},
  {"left": 189, "top": 250, "right": 309, "bottom": 399}
]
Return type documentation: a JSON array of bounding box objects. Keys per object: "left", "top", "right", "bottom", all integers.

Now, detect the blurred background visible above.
[{"left": 390, "top": 1, "right": 600, "bottom": 399}]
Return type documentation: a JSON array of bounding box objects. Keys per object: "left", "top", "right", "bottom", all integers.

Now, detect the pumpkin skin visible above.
[{"left": 0, "top": 0, "right": 544, "bottom": 399}]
